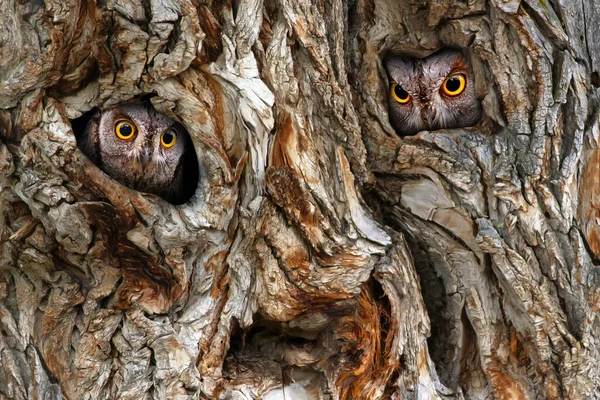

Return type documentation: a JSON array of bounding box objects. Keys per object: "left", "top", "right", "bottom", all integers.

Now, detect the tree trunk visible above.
[{"left": 1, "top": 0, "right": 599, "bottom": 399}]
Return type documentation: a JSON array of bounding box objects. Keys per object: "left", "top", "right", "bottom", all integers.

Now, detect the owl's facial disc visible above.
[
  {"left": 81, "top": 102, "right": 198, "bottom": 204},
  {"left": 111, "top": 117, "right": 182, "bottom": 172},
  {"left": 384, "top": 49, "right": 482, "bottom": 136}
]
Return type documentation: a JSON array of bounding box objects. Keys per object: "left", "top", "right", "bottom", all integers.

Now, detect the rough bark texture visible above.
[{"left": 1, "top": 0, "right": 600, "bottom": 399}]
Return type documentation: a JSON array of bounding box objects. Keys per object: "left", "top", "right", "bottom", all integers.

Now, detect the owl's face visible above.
[
  {"left": 96, "top": 104, "right": 189, "bottom": 195},
  {"left": 384, "top": 49, "right": 482, "bottom": 136}
]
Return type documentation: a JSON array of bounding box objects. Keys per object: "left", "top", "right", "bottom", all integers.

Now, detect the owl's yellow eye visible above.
[
  {"left": 161, "top": 129, "right": 177, "bottom": 148},
  {"left": 442, "top": 74, "right": 466, "bottom": 96},
  {"left": 115, "top": 120, "right": 136, "bottom": 140},
  {"left": 391, "top": 83, "right": 411, "bottom": 104}
]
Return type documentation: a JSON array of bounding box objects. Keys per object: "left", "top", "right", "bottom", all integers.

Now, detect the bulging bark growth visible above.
[{"left": 1, "top": 0, "right": 600, "bottom": 399}]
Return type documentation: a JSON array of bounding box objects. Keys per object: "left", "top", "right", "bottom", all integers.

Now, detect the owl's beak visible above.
[
  {"left": 140, "top": 151, "right": 151, "bottom": 170},
  {"left": 422, "top": 109, "right": 435, "bottom": 126}
]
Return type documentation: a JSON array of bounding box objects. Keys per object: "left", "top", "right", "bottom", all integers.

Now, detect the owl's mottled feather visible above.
[
  {"left": 77, "top": 103, "right": 197, "bottom": 204},
  {"left": 384, "top": 49, "right": 482, "bottom": 136}
]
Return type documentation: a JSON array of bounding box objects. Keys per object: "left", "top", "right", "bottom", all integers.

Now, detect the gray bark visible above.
[{"left": 1, "top": 0, "right": 600, "bottom": 399}]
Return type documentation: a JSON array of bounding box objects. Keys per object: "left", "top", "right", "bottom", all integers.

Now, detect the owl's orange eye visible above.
[
  {"left": 442, "top": 74, "right": 466, "bottom": 96},
  {"left": 161, "top": 129, "right": 177, "bottom": 148},
  {"left": 115, "top": 120, "right": 136, "bottom": 140},
  {"left": 391, "top": 83, "right": 411, "bottom": 104}
]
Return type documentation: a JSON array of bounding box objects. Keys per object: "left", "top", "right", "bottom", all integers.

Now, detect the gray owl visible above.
[
  {"left": 77, "top": 103, "right": 197, "bottom": 204},
  {"left": 384, "top": 49, "right": 482, "bottom": 136}
]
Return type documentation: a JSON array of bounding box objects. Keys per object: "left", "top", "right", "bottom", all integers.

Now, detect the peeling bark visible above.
[{"left": 1, "top": 0, "right": 600, "bottom": 399}]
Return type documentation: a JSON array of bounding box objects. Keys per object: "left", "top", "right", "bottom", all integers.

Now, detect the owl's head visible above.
[
  {"left": 384, "top": 49, "right": 482, "bottom": 136},
  {"left": 96, "top": 103, "right": 191, "bottom": 197}
]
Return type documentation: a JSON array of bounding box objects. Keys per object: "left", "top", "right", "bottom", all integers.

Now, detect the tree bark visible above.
[{"left": 1, "top": 0, "right": 600, "bottom": 399}]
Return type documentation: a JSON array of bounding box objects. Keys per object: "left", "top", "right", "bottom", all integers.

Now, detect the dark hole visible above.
[
  {"left": 394, "top": 85, "right": 409, "bottom": 100},
  {"left": 179, "top": 138, "right": 200, "bottom": 205},
  {"left": 592, "top": 71, "right": 600, "bottom": 88},
  {"left": 446, "top": 77, "right": 461, "bottom": 92}
]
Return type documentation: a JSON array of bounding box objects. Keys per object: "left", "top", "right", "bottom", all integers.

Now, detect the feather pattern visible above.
[
  {"left": 76, "top": 103, "right": 198, "bottom": 204},
  {"left": 384, "top": 49, "right": 482, "bottom": 136}
]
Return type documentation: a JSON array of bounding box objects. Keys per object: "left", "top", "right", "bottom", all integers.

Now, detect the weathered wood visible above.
[{"left": 1, "top": 0, "right": 600, "bottom": 399}]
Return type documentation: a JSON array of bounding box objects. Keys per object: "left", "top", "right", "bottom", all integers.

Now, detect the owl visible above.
[
  {"left": 384, "top": 49, "right": 482, "bottom": 136},
  {"left": 77, "top": 103, "right": 198, "bottom": 204}
]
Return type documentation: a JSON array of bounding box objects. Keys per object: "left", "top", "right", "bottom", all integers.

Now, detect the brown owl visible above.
[
  {"left": 384, "top": 49, "right": 482, "bottom": 136},
  {"left": 77, "top": 103, "right": 198, "bottom": 204}
]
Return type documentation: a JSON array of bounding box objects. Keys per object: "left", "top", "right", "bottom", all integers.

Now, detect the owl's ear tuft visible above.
[{"left": 382, "top": 53, "right": 410, "bottom": 80}]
